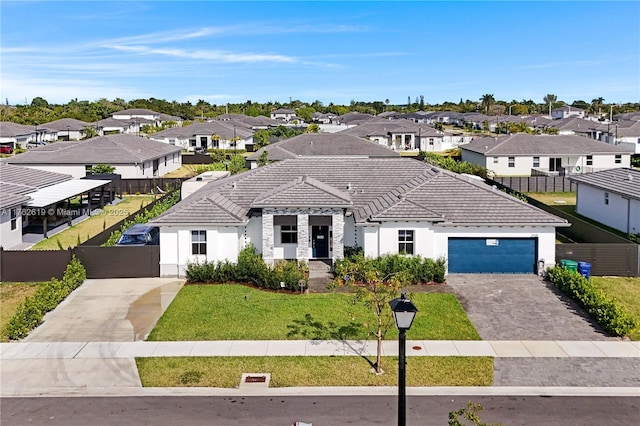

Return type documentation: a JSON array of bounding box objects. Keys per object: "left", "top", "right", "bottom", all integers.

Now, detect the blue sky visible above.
[{"left": 1, "top": 1, "right": 639, "bottom": 106}]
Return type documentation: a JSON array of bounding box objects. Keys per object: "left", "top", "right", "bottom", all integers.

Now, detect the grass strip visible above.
[
  {"left": 136, "top": 356, "right": 493, "bottom": 387},
  {"left": 0, "top": 282, "right": 41, "bottom": 342},
  {"left": 147, "top": 284, "right": 480, "bottom": 341},
  {"left": 590, "top": 277, "right": 640, "bottom": 340}
]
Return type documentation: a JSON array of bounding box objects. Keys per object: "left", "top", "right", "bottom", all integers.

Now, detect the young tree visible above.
[
  {"left": 256, "top": 150, "right": 269, "bottom": 167},
  {"left": 305, "top": 123, "right": 320, "bottom": 133},
  {"left": 227, "top": 154, "right": 246, "bottom": 174},
  {"left": 88, "top": 164, "right": 115, "bottom": 174},
  {"left": 332, "top": 255, "right": 409, "bottom": 374}
]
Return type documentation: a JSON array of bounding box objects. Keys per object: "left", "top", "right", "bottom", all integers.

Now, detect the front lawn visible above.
[
  {"left": 31, "top": 195, "right": 154, "bottom": 250},
  {"left": 590, "top": 277, "right": 640, "bottom": 340},
  {"left": 147, "top": 284, "right": 480, "bottom": 341},
  {"left": 136, "top": 356, "right": 493, "bottom": 387},
  {"left": 526, "top": 192, "right": 576, "bottom": 206},
  {"left": 0, "top": 282, "right": 41, "bottom": 342}
]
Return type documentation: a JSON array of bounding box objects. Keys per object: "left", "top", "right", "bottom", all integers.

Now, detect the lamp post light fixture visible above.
[
  {"left": 389, "top": 292, "right": 418, "bottom": 426},
  {"left": 66, "top": 125, "right": 70, "bottom": 141}
]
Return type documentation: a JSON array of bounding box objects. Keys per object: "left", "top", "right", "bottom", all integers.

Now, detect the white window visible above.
[
  {"left": 10, "top": 208, "right": 17, "bottom": 230},
  {"left": 604, "top": 192, "right": 609, "bottom": 205},
  {"left": 281, "top": 225, "right": 298, "bottom": 244},
  {"left": 508, "top": 157, "right": 515, "bottom": 167},
  {"left": 533, "top": 156, "right": 540, "bottom": 167},
  {"left": 586, "top": 155, "right": 593, "bottom": 166},
  {"left": 615, "top": 155, "right": 622, "bottom": 164},
  {"left": 493, "top": 157, "right": 499, "bottom": 164},
  {"left": 398, "top": 230, "right": 414, "bottom": 255},
  {"left": 191, "top": 230, "right": 207, "bottom": 255}
]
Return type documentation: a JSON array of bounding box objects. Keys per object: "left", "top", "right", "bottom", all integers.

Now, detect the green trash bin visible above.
[{"left": 560, "top": 259, "right": 578, "bottom": 272}]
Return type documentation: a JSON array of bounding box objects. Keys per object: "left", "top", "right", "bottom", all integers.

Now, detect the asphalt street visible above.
[{"left": 1, "top": 396, "right": 639, "bottom": 426}]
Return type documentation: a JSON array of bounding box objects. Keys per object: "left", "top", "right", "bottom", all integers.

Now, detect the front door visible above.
[
  {"left": 312, "top": 225, "right": 329, "bottom": 258},
  {"left": 549, "top": 158, "right": 562, "bottom": 172}
]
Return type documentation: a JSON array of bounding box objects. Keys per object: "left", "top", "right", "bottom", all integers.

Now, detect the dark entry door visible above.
[
  {"left": 312, "top": 226, "right": 329, "bottom": 258},
  {"left": 549, "top": 158, "right": 562, "bottom": 172}
]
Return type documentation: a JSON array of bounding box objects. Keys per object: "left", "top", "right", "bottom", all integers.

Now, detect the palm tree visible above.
[
  {"left": 591, "top": 97, "right": 605, "bottom": 115},
  {"left": 480, "top": 94, "right": 495, "bottom": 114},
  {"left": 543, "top": 94, "right": 557, "bottom": 118}
]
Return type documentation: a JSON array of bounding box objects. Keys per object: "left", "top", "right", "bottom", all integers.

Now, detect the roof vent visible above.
[
  {"left": 347, "top": 183, "right": 352, "bottom": 190},
  {"left": 196, "top": 177, "right": 202, "bottom": 181},
  {"left": 627, "top": 174, "right": 633, "bottom": 181},
  {"left": 232, "top": 182, "right": 236, "bottom": 189}
]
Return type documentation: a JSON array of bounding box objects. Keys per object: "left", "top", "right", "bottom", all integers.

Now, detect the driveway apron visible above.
[{"left": 445, "top": 274, "right": 615, "bottom": 341}]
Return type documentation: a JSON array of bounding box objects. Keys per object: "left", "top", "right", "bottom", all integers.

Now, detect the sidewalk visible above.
[{"left": 2, "top": 339, "right": 638, "bottom": 397}]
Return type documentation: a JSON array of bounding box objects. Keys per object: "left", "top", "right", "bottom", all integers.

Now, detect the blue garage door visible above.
[{"left": 448, "top": 238, "right": 537, "bottom": 274}]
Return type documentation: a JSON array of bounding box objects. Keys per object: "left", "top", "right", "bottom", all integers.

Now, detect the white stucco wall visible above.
[
  {"left": 576, "top": 185, "right": 640, "bottom": 234},
  {"left": 159, "top": 226, "right": 243, "bottom": 277},
  {"left": 343, "top": 216, "right": 357, "bottom": 247},
  {"left": 0, "top": 208, "right": 23, "bottom": 249}
]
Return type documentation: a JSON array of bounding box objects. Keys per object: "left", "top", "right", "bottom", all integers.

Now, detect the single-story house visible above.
[
  {"left": 245, "top": 133, "right": 399, "bottom": 169},
  {"left": 569, "top": 168, "right": 640, "bottom": 236},
  {"left": 0, "top": 122, "right": 34, "bottom": 150},
  {"left": 39, "top": 118, "right": 91, "bottom": 141},
  {"left": 461, "top": 133, "right": 632, "bottom": 177},
  {"left": 0, "top": 163, "right": 110, "bottom": 247},
  {"left": 150, "top": 121, "right": 253, "bottom": 151},
  {"left": 339, "top": 119, "right": 445, "bottom": 152},
  {"left": 4, "top": 134, "right": 182, "bottom": 178},
  {"left": 150, "top": 157, "right": 568, "bottom": 277}
]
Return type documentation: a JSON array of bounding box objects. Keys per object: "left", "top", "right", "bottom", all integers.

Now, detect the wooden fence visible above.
[
  {"left": 0, "top": 246, "right": 160, "bottom": 282},
  {"left": 556, "top": 243, "right": 639, "bottom": 277}
]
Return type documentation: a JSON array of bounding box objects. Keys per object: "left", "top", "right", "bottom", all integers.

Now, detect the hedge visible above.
[
  {"left": 546, "top": 266, "right": 637, "bottom": 337},
  {"left": 6, "top": 257, "right": 87, "bottom": 340},
  {"left": 186, "top": 245, "right": 308, "bottom": 290},
  {"left": 334, "top": 251, "right": 446, "bottom": 285}
]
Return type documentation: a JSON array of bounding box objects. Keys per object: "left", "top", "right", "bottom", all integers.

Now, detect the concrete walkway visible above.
[{"left": 1, "top": 339, "right": 638, "bottom": 397}]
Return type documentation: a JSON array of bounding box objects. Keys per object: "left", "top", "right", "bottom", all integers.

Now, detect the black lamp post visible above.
[
  {"left": 233, "top": 124, "right": 237, "bottom": 154},
  {"left": 66, "top": 125, "right": 70, "bottom": 141},
  {"left": 389, "top": 292, "right": 418, "bottom": 426}
]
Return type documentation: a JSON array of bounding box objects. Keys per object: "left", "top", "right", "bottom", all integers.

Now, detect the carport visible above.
[
  {"left": 23, "top": 178, "right": 111, "bottom": 237},
  {"left": 448, "top": 237, "right": 538, "bottom": 274}
]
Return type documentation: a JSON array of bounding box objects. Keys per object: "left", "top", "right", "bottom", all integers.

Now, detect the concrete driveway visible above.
[
  {"left": 446, "top": 274, "right": 616, "bottom": 341},
  {"left": 24, "top": 278, "right": 184, "bottom": 342}
]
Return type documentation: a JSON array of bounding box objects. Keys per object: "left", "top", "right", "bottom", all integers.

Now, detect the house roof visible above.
[
  {"left": 271, "top": 108, "right": 295, "bottom": 115},
  {"left": 0, "top": 122, "right": 35, "bottom": 137},
  {"left": 462, "top": 133, "right": 632, "bottom": 156},
  {"left": 339, "top": 119, "right": 441, "bottom": 138},
  {"left": 546, "top": 117, "right": 598, "bottom": 132},
  {"left": 96, "top": 118, "right": 129, "bottom": 128},
  {"left": 569, "top": 168, "right": 640, "bottom": 200},
  {"left": 25, "top": 179, "right": 111, "bottom": 208},
  {"left": 113, "top": 108, "right": 159, "bottom": 116},
  {"left": 39, "top": 118, "right": 91, "bottom": 132},
  {"left": 151, "top": 121, "right": 253, "bottom": 140},
  {"left": 0, "top": 163, "right": 73, "bottom": 209},
  {"left": 151, "top": 158, "right": 567, "bottom": 227},
  {"left": 4, "top": 134, "right": 182, "bottom": 165},
  {"left": 247, "top": 133, "right": 399, "bottom": 160}
]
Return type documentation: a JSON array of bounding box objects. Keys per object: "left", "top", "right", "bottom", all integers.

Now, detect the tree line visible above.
[{"left": 1, "top": 95, "right": 638, "bottom": 126}]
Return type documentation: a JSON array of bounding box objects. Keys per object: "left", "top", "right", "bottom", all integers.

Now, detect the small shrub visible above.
[{"left": 547, "top": 266, "right": 637, "bottom": 337}]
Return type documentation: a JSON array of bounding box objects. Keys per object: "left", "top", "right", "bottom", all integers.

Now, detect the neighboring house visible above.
[
  {"left": 245, "top": 133, "right": 399, "bottom": 169},
  {"left": 112, "top": 108, "right": 160, "bottom": 122},
  {"left": 461, "top": 133, "right": 632, "bottom": 177},
  {"left": 312, "top": 112, "right": 337, "bottom": 124},
  {"left": 605, "top": 120, "right": 640, "bottom": 154},
  {"left": 39, "top": 118, "right": 91, "bottom": 141},
  {"left": 96, "top": 118, "right": 133, "bottom": 135},
  {"left": 332, "top": 111, "right": 374, "bottom": 125},
  {"left": 339, "top": 119, "right": 445, "bottom": 152},
  {"left": 270, "top": 108, "right": 297, "bottom": 123},
  {"left": 0, "top": 122, "right": 34, "bottom": 149},
  {"left": 0, "top": 163, "right": 110, "bottom": 248},
  {"left": 545, "top": 117, "right": 596, "bottom": 136},
  {"left": 551, "top": 106, "right": 585, "bottom": 119},
  {"left": 215, "top": 114, "right": 281, "bottom": 130},
  {"left": 570, "top": 168, "right": 640, "bottom": 236},
  {"left": 150, "top": 121, "right": 253, "bottom": 151},
  {"left": 150, "top": 157, "right": 567, "bottom": 277},
  {"left": 4, "top": 134, "right": 182, "bottom": 178}
]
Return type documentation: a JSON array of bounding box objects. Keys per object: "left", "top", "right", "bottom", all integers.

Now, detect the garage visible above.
[{"left": 448, "top": 238, "right": 537, "bottom": 274}]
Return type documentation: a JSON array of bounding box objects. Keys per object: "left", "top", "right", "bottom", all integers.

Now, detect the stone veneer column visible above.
[
  {"left": 262, "top": 212, "right": 274, "bottom": 265},
  {"left": 296, "top": 213, "right": 309, "bottom": 261},
  {"left": 332, "top": 211, "right": 344, "bottom": 261}
]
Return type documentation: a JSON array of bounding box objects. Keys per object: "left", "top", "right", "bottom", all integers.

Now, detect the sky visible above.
[{"left": 1, "top": 0, "right": 639, "bottom": 106}]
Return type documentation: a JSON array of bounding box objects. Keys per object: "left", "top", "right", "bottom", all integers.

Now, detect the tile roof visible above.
[
  {"left": 0, "top": 163, "right": 73, "bottom": 209},
  {"left": 151, "top": 158, "right": 567, "bottom": 227},
  {"left": 247, "top": 133, "right": 399, "bottom": 160},
  {"left": 113, "top": 108, "right": 159, "bottom": 116},
  {"left": 569, "top": 168, "right": 640, "bottom": 200},
  {"left": 462, "top": 133, "right": 632, "bottom": 156},
  {"left": 0, "top": 122, "right": 34, "bottom": 137},
  {"left": 151, "top": 121, "right": 252, "bottom": 140},
  {"left": 39, "top": 118, "right": 91, "bottom": 132},
  {"left": 4, "top": 134, "right": 182, "bottom": 165}
]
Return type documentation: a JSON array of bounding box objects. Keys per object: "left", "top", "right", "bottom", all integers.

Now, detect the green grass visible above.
[
  {"left": 147, "top": 284, "right": 480, "bottom": 341},
  {"left": 590, "top": 277, "right": 640, "bottom": 340},
  {"left": 526, "top": 192, "right": 576, "bottom": 206},
  {"left": 30, "top": 195, "right": 154, "bottom": 250},
  {"left": 136, "top": 356, "right": 493, "bottom": 387},
  {"left": 0, "top": 282, "right": 41, "bottom": 342}
]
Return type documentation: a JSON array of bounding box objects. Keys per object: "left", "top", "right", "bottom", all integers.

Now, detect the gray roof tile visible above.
[{"left": 569, "top": 168, "right": 640, "bottom": 200}]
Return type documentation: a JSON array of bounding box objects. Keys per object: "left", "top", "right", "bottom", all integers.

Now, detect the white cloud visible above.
[{"left": 102, "top": 44, "right": 298, "bottom": 63}]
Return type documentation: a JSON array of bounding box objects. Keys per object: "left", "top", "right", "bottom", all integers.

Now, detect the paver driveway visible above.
[{"left": 446, "top": 274, "right": 616, "bottom": 341}]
